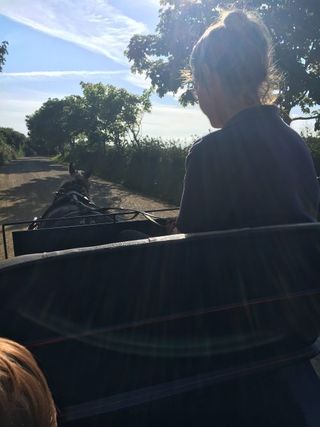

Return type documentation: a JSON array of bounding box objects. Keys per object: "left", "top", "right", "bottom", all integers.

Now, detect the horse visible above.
[{"left": 28, "top": 163, "right": 114, "bottom": 230}]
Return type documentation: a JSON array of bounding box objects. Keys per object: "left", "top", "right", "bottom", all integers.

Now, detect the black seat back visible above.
[
  {"left": 12, "top": 219, "right": 165, "bottom": 255},
  {"left": 2, "top": 223, "right": 320, "bottom": 425}
]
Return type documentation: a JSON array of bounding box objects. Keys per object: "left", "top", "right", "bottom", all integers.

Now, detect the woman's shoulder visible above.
[{"left": 188, "top": 130, "right": 224, "bottom": 156}]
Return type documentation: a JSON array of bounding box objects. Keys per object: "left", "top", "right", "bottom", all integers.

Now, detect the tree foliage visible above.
[
  {"left": 80, "top": 82, "right": 151, "bottom": 149},
  {"left": 0, "top": 41, "right": 8, "bottom": 72},
  {"left": 126, "top": 0, "right": 320, "bottom": 127},
  {"left": 26, "top": 83, "right": 151, "bottom": 155},
  {"left": 0, "top": 127, "right": 27, "bottom": 165},
  {"left": 26, "top": 98, "right": 72, "bottom": 155},
  {"left": 0, "top": 127, "right": 28, "bottom": 152}
]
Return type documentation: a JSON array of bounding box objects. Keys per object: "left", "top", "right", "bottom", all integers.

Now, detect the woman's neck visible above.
[{"left": 218, "top": 96, "right": 261, "bottom": 128}]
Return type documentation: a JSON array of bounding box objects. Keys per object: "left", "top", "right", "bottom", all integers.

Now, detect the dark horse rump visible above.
[
  {"left": 29, "top": 163, "right": 114, "bottom": 230},
  {"left": 30, "top": 191, "right": 114, "bottom": 229}
]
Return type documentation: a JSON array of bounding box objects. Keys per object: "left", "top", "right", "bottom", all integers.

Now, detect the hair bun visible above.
[{"left": 224, "top": 10, "right": 250, "bottom": 31}]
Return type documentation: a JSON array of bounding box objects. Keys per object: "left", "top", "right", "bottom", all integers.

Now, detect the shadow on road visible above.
[
  {"left": 0, "top": 176, "right": 123, "bottom": 224},
  {"left": 90, "top": 181, "right": 124, "bottom": 207},
  {"left": 0, "top": 157, "right": 66, "bottom": 175},
  {"left": 0, "top": 176, "right": 64, "bottom": 224}
]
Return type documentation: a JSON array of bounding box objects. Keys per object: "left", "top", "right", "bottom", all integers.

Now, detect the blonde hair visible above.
[
  {"left": 0, "top": 338, "right": 57, "bottom": 427},
  {"left": 189, "top": 9, "right": 281, "bottom": 104}
]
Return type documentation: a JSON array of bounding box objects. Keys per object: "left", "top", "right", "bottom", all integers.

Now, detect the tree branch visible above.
[
  {"left": 294, "top": 90, "right": 308, "bottom": 106},
  {"left": 290, "top": 114, "right": 320, "bottom": 122}
]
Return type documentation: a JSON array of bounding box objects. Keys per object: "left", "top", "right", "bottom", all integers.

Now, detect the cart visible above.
[{"left": 1, "top": 217, "right": 320, "bottom": 426}]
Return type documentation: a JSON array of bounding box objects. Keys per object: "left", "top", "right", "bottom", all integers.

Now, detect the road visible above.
[{"left": 0, "top": 157, "right": 175, "bottom": 258}]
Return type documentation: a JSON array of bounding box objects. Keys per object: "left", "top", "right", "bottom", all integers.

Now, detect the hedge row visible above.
[
  {"left": 0, "top": 137, "right": 16, "bottom": 166},
  {"left": 305, "top": 135, "right": 320, "bottom": 176},
  {"left": 63, "top": 138, "right": 190, "bottom": 205}
]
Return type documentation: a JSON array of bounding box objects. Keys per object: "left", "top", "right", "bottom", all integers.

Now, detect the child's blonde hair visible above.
[
  {"left": 0, "top": 338, "right": 57, "bottom": 427},
  {"left": 189, "top": 9, "right": 280, "bottom": 104}
]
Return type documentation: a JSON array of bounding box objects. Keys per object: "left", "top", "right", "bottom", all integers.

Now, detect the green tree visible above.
[
  {"left": 0, "top": 41, "right": 8, "bottom": 72},
  {"left": 126, "top": 0, "right": 320, "bottom": 128},
  {"left": 60, "top": 95, "right": 86, "bottom": 149},
  {"left": 26, "top": 98, "right": 71, "bottom": 155},
  {"left": 0, "top": 125, "right": 25, "bottom": 165},
  {"left": 80, "top": 82, "right": 151, "bottom": 150},
  {"left": 25, "top": 83, "right": 151, "bottom": 154}
]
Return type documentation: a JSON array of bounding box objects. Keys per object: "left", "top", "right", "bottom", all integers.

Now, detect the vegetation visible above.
[
  {"left": 0, "top": 138, "right": 16, "bottom": 166},
  {"left": 0, "top": 128, "right": 28, "bottom": 155},
  {"left": 0, "top": 41, "right": 8, "bottom": 72},
  {"left": 0, "top": 128, "right": 28, "bottom": 165},
  {"left": 61, "top": 137, "right": 188, "bottom": 204},
  {"left": 126, "top": 0, "right": 320, "bottom": 129},
  {"left": 305, "top": 134, "right": 320, "bottom": 176},
  {"left": 26, "top": 82, "right": 151, "bottom": 155}
]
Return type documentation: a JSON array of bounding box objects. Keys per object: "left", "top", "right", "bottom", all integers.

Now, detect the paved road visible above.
[{"left": 0, "top": 157, "right": 175, "bottom": 258}]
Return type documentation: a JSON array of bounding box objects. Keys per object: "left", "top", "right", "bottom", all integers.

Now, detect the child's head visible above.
[
  {"left": 0, "top": 338, "right": 57, "bottom": 427},
  {"left": 190, "top": 9, "right": 280, "bottom": 127}
]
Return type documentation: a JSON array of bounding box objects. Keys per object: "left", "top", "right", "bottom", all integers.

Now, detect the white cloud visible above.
[
  {"left": 0, "top": 88, "right": 70, "bottom": 134},
  {"left": 289, "top": 107, "right": 317, "bottom": 135},
  {"left": 1, "top": 70, "right": 127, "bottom": 80},
  {"left": 0, "top": 0, "right": 148, "bottom": 64},
  {"left": 291, "top": 119, "right": 315, "bottom": 135},
  {"left": 141, "top": 0, "right": 160, "bottom": 6},
  {"left": 125, "top": 72, "right": 151, "bottom": 89},
  {"left": 0, "top": 99, "right": 44, "bottom": 134},
  {"left": 141, "top": 102, "right": 214, "bottom": 142}
]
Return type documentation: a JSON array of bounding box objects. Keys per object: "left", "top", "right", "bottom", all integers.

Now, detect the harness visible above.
[
  {"left": 28, "top": 190, "right": 167, "bottom": 230},
  {"left": 28, "top": 190, "right": 110, "bottom": 230}
]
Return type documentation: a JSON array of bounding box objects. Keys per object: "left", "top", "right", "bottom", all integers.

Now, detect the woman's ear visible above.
[
  {"left": 201, "top": 63, "right": 222, "bottom": 95},
  {"left": 200, "top": 64, "right": 212, "bottom": 91}
]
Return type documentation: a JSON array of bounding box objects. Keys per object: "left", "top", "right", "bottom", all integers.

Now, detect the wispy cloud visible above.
[
  {"left": 139, "top": 0, "right": 160, "bottom": 6},
  {"left": 0, "top": 0, "right": 148, "bottom": 64},
  {"left": 125, "top": 73, "right": 151, "bottom": 89},
  {"left": 1, "top": 70, "right": 127, "bottom": 79}
]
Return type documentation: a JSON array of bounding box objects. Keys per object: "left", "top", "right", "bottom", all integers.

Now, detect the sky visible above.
[{"left": 0, "top": 0, "right": 313, "bottom": 140}]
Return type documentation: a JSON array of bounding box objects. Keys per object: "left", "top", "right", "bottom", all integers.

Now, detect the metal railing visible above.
[{"left": 1, "top": 207, "right": 179, "bottom": 259}]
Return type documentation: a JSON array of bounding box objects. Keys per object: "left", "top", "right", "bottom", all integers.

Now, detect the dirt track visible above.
[{"left": 0, "top": 157, "right": 175, "bottom": 259}]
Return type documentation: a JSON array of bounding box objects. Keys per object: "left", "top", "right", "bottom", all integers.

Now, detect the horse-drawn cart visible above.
[{"left": 1, "top": 166, "right": 320, "bottom": 425}]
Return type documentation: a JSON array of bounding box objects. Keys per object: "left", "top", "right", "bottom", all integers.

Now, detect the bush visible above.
[
  {"left": 305, "top": 135, "right": 320, "bottom": 175},
  {"left": 63, "top": 137, "right": 190, "bottom": 205},
  {"left": 0, "top": 127, "right": 27, "bottom": 155},
  {"left": 0, "top": 137, "right": 16, "bottom": 165}
]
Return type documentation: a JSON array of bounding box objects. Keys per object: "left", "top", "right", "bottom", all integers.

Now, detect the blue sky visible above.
[{"left": 0, "top": 0, "right": 312, "bottom": 139}]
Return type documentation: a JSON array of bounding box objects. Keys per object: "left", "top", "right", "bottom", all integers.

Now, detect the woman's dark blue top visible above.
[{"left": 177, "top": 105, "right": 320, "bottom": 233}]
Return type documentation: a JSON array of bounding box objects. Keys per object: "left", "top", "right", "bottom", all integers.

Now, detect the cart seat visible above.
[
  {"left": 12, "top": 217, "right": 167, "bottom": 256},
  {"left": 2, "top": 223, "right": 320, "bottom": 426}
]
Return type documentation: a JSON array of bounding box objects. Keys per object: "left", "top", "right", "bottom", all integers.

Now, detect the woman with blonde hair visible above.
[
  {"left": 0, "top": 338, "right": 57, "bottom": 427},
  {"left": 176, "top": 9, "right": 320, "bottom": 232}
]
